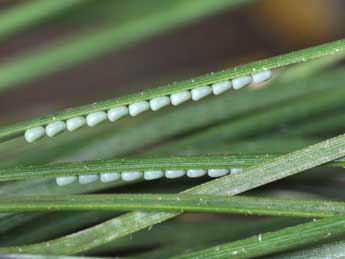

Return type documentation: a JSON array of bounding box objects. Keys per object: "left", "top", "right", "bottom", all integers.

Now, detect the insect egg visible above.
[
  {"left": 207, "top": 169, "right": 230, "bottom": 177},
  {"left": 78, "top": 174, "right": 99, "bottom": 184},
  {"left": 86, "top": 111, "right": 107, "bottom": 127},
  {"left": 45, "top": 121, "right": 66, "bottom": 137},
  {"left": 56, "top": 176, "right": 77, "bottom": 186},
  {"left": 144, "top": 170, "right": 164, "bottom": 180},
  {"left": 186, "top": 169, "right": 207, "bottom": 178},
  {"left": 24, "top": 126, "right": 45, "bottom": 143},
  {"left": 100, "top": 172, "right": 120, "bottom": 182},
  {"left": 212, "top": 80, "right": 232, "bottom": 95},
  {"left": 121, "top": 171, "right": 143, "bottom": 181},
  {"left": 191, "top": 86, "right": 212, "bottom": 101},
  {"left": 165, "top": 170, "right": 185, "bottom": 179},
  {"left": 149, "top": 96, "right": 170, "bottom": 111},
  {"left": 129, "top": 101, "right": 150, "bottom": 116},
  {"left": 251, "top": 70, "right": 273, "bottom": 83},
  {"left": 66, "top": 116, "right": 86, "bottom": 132},
  {"left": 107, "top": 106, "right": 129, "bottom": 122},
  {"left": 170, "top": 91, "right": 191, "bottom": 106},
  {"left": 232, "top": 75, "right": 252, "bottom": 90}
]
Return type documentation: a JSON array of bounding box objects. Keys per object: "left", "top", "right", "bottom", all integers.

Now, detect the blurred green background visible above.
[{"left": 0, "top": 0, "right": 344, "bottom": 121}]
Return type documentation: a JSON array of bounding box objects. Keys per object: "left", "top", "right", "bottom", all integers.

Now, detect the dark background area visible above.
[{"left": 0, "top": 0, "right": 344, "bottom": 120}]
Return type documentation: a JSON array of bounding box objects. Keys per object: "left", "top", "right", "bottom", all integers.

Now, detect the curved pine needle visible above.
[
  {"left": 268, "top": 241, "right": 345, "bottom": 259},
  {"left": 0, "top": 0, "right": 86, "bottom": 40},
  {"left": 0, "top": 213, "right": 39, "bottom": 236},
  {"left": 0, "top": 0, "right": 251, "bottom": 93},
  {"left": 169, "top": 217, "right": 345, "bottom": 259},
  {"left": 0, "top": 39, "right": 345, "bottom": 142},
  {"left": 131, "top": 218, "right": 305, "bottom": 259},
  {"left": 0, "top": 211, "right": 119, "bottom": 248},
  {"left": 1, "top": 194, "right": 345, "bottom": 219},
  {"left": 0, "top": 154, "right": 343, "bottom": 181}
]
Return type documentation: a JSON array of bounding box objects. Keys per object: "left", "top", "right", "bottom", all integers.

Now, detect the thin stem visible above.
[
  {"left": 0, "top": 154, "right": 343, "bottom": 181},
  {"left": 0, "top": 0, "right": 85, "bottom": 40},
  {"left": 0, "top": 39, "right": 345, "bottom": 142},
  {"left": 268, "top": 241, "right": 345, "bottom": 259},
  {"left": 0, "top": 194, "right": 345, "bottom": 218},
  {"left": 170, "top": 217, "right": 345, "bottom": 259}
]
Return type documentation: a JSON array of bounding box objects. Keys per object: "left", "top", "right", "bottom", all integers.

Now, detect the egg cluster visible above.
[
  {"left": 24, "top": 70, "right": 273, "bottom": 143},
  {"left": 56, "top": 168, "right": 243, "bottom": 186}
]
